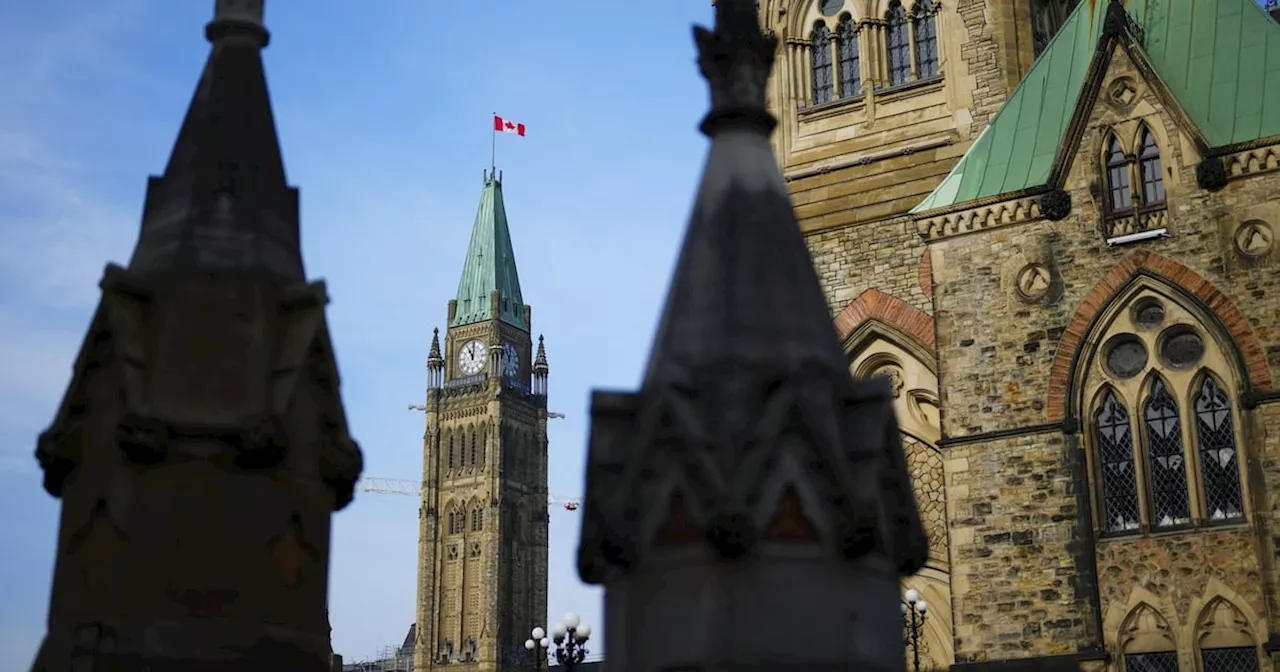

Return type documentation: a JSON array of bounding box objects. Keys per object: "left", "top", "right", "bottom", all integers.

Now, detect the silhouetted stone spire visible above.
[
  {"left": 31, "top": 2, "right": 361, "bottom": 669},
  {"left": 577, "top": 1, "right": 926, "bottom": 669},
  {"left": 128, "top": 0, "right": 302, "bottom": 279}
]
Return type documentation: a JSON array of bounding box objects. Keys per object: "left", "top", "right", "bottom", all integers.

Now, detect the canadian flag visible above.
[{"left": 494, "top": 115, "right": 526, "bottom": 136}]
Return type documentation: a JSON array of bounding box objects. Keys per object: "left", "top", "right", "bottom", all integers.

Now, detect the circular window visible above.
[
  {"left": 1160, "top": 328, "right": 1205, "bottom": 370},
  {"left": 819, "top": 0, "right": 844, "bottom": 16},
  {"left": 1105, "top": 336, "right": 1148, "bottom": 379},
  {"left": 1132, "top": 298, "right": 1165, "bottom": 330}
]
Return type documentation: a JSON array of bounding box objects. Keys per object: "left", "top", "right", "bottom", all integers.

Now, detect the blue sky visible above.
[{"left": 0, "top": 0, "right": 714, "bottom": 665}]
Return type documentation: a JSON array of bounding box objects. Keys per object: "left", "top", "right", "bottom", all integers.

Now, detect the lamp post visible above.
[
  {"left": 524, "top": 627, "right": 550, "bottom": 672},
  {"left": 549, "top": 612, "right": 590, "bottom": 671},
  {"left": 902, "top": 588, "right": 929, "bottom": 672}
]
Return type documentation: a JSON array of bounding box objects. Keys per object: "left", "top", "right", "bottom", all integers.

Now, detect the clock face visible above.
[
  {"left": 501, "top": 341, "right": 519, "bottom": 378},
  {"left": 458, "top": 339, "right": 488, "bottom": 375}
]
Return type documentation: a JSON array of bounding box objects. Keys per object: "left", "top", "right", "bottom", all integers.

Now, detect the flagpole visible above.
[{"left": 490, "top": 111, "right": 497, "bottom": 177}]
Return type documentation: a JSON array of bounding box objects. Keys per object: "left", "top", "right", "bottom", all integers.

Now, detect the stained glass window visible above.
[
  {"left": 811, "top": 23, "right": 834, "bottom": 104},
  {"left": 1139, "top": 129, "right": 1165, "bottom": 206},
  {"left": 1095, "top": 390, "right": 1141, "bottom": 532},
  {"left": 1106, "top": 136, "right": 1132, "bottom": 213},
  {"left": 886, "top": 2, "right": 911, "bottom": 85},
  {"left": 1195, "top": 377, "right": 1245, "bottom": 522},
  {"left": 837, "top": 15, "right": 861, "bottom": 97},
  {"left": 912, "top": 1, "right": 939, "bottom": 79},
  {"left": 1202, "top": 646, "right": 1260, "bottom": 672},
  {"left": 1144, "top": 378, "right": 1190, "bottom": 528}
]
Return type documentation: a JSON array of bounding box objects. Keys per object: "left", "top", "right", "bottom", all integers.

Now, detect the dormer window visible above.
[{"left": 1102, "top": 126, "right": 1168, "bottom": 244}]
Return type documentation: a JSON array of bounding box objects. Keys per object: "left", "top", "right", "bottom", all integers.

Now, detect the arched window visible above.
[
  {"left": 1195, "top": 376, "right": 1244, "bottom": 521},
  {"left": 836, "top": 15, "right": 861, "bottom": 97},
  {"left": 1119, "top": 604, "right": 1178, "bottom": 671},
  {"left": 1138, "top": 128, "right": 1165, "bottom": 207},
  {"left": 810, "top": 23, "right": 834, "bottom": 105},
  {"left": 1142, "top": 377, "right": 1190, "bottom": 528},
  {"left": 1083, "top": 288, "right": 1250, "bottom": 536},
  {"left": 479, "top": 426, "right": 487, "bottom": 468},
  {"left": 471, "top": 508, "right": 484, "bottom": 532},
  {"left": 1095, "top": 389, "right": 1141, "bottom": 533},
  {"left": 911, "top": 0, "right": 939, "bottom": 79},
  {"left": 1197, "top": 599, "right": 1260, "bottom": 672},
  {"left": 1031, "top": 0, "right": 1078, "bottom": 56},
  {"left": 469, "top": 430, "right": 478, "bottom": 467},
  {"left": 447, "top": 434, "right": 456, "bottom": 470},
  {"left": 885, "top": 2, "right": 911, "bottom": 86},
  {"left": 1105, "top": 134, "right": 1133, "bottom": 213}
]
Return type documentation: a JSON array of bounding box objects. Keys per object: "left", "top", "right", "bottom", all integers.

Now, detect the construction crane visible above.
[
  {"left": 361, "top": 405, "right": 581, "bottom": 511},
  {"left": 356, "top": 477, "right": 581, "bottom": 511}
]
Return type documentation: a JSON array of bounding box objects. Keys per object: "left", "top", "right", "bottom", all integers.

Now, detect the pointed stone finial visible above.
[
  {"left": 208, "top": 0, "right": 269, "bottom": 46},
  {"left": 693, "top": 0, "right": 778, "bottom": 135},
  {"left": 428, "top": 328, "right": 443, "bottom": 361},
  {"left": 533, "top": 334, "right": 549, "bottom": 372}
]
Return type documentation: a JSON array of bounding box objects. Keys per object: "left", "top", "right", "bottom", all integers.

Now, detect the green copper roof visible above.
[
  {"left": 912, "top": 0, "right": 1280, "bottom": 214},
  {"left": 452, "top": 174, "right": 527, "bottom": 329}
]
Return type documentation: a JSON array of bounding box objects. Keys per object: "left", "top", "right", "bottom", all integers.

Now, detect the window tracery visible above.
[
  {"left": 885, "top": 1, "right": 911, "bottom": 86},
  {"left": 1083, "top": 288, "right": 1249, "bottom": 537},
  {"left": 1119, "top": 603, "right": 1177, "bottom": 671},
  {"left": 1104, "top": 127, "right": 1166, "bottom": 219},
  {"left": 836, "top": 14, "right": 861, "bottom": 97},
  {"left": 911, "top": 0, "right": 939, "bottom": 79},
  {"left": 1197, "top": 599, "right": 1259, "bottom": 672},
  {"left": 810, "top": 22, "right": 835, "bottom": 104}
]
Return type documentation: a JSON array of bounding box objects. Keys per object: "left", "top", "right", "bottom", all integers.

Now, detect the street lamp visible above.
[
  {"left": 549, "top": 612, "right": 590, "bottom": 671},
  {"left": 524, "top": 626, "right": 550, "bottom": 672},
  {"left": 902, "top": 588, "right": 929, "bottom": 672}
]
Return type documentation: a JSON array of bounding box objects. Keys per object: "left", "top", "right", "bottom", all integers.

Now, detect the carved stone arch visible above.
[
  {"left": 1102, "top": 585, "right": 1180, "bottom": 653},
  {"left": 1195, "top": 597, "right": 1254, "bottom": 649},
  {"left": 787, "top": 0, "right": 872, "bottom": 36},
  {"left": 1048, "top": 251, "right": 1272, "bottom": 423},
  {"left": 1118, "top": 602, "right": 1178, "bottom": 654},
  {"left": 835, "top": 288, "right": 937, "bottom": 354},
  {"left": 902, "top": 568, "right": 954, "bottom": 669}
]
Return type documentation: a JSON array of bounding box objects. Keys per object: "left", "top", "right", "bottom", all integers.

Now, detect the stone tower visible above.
[
  {"left": 31, "top": 1, "right": 363, "bottom": 669},
  {"left": 415, "top": 172, "right": 550, "bottom": 672}
]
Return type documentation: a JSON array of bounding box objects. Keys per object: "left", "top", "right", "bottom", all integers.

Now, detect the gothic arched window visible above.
[
  {"left": 471, "top": 508, "right": 484, "bottom": 532},
  {"left": 447, "top": 434, "right": 456, "bottom": 470},
  {"left": 469, "top": 430, "right": 478, "bottom": 467},
  {"left": 1105, "top": 134, "right": 1133, "bottom": 213},
  {"left": 1083, "top": 289, "right": 1250, "bottom": 537},
  {"left": 810, "top": 22, "right": 834, "bottom": 105},
  {"left": 836, "top": 15, "right": 861, "bottom": 97},
  {"left": 911, "top": 0, "right": 939, "bottom": 79},
  {"left": 1142, "top": 377, "right": 1190, "bottom": 528},
  {"left": 1138, "top": 128, "right": 1166, "bottom": 207},
  {"left": 1195, "top": 376, "right": 1245, "bottom": 522},
  {"left": 886, "top": 1, "right": 911, "bottom": 86},
  {"left": 479, "top": 426, "right": 487, "bottom": 468},
  {"left": 1032, "top": 0, "right": 1078, "bottom": 56},
  {"left": 1095, "top": 389, "right": 1141, "bottom": 533}
]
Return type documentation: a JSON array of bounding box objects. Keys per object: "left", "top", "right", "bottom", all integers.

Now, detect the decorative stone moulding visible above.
[
  {"left": 1014, "top": 263, "right": 1056, "bottom": 304},
  {"left": 1235, "top": 220, "right": 1274, "bottom": 257},
  {"left": 915, "top": 194, "right": 1044, "bottom": 240},
  {"left": 1224, "top": 145, "right": 1280, "bottom": 179}
]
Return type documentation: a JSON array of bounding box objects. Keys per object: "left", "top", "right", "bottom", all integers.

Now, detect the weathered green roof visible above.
[
  {"left": 912, "top": 0, "right": 1280, "bottom": 214},
  {"left": 452, "top": 174, "right": 527, "bottom": 329}
]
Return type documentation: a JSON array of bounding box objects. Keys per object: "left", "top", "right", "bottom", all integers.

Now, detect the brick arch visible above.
[
  {"left": 1047, "top": 250, "right": 1272, "bottom": 421},
  {"left": 833, "top": 288, "right": 935, "bottom": 352}
]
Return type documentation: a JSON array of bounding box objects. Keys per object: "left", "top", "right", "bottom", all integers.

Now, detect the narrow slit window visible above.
[
  {"left": 886, "top": 2, "right": 911, "bottom": 86},
  {"left": 1095, "top": 390, "right": 1141, "bottom": 532},
  {"left": 1143, "top": 378, "right": 1191, "bottom": 528},
  {"left": 837, "top": 15, "right": 861, "bottom": 97},
  {"left": 1195, "top": 377, "right": 1245, "bottom": 522},
  {"left": 811, "top": 23, "right": 834, "bottom": 105}
]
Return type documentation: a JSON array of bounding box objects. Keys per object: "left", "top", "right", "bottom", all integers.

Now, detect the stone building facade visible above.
[
  {"left": 763, "top": 0, "right": 1280, "bottom": 669},
  {"left": 413, "top": 173, "right": 550, "bottom": 672}
]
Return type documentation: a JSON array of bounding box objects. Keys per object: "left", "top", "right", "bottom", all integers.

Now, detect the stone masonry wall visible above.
[
  {"left": 806, "top": 215, "right": 933, "bottom": 316},
  {"left": 944, "top": 431, "right": 1093, "bottom": 663}
]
